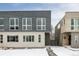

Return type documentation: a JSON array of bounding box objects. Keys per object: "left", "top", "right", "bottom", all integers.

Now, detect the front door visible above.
[
  {"left": 68, "top": 35, "right": 71, "bottom": 45},
  {"left": 45, "top": 33, "right": 50, "bottom": 45}
]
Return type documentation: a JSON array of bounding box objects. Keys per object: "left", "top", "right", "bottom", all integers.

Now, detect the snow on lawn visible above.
[
  {"left": 0, "top": 48, "right": 48, "bottom": 56},
  {"left": 51, "top": 46, "right": 79, "bottom": 56}
]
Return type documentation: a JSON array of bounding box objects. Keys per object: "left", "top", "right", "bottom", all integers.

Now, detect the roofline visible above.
[
  {"left": 55, "top": 15, "right": 65, "bottom": 27},
  {"left": 0, "top": 10, "right": 51, "bottom": 12},
  {"left": 65, "top": 11, "right": 79, "bottom": 13}
]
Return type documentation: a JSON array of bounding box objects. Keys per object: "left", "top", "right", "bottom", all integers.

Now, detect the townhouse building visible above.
[
  {"left": 55, "top": 12, "right": 79, "bottom": 48},
  {"left": 0, "top": 11, "right": 51, "bottom": 48}
]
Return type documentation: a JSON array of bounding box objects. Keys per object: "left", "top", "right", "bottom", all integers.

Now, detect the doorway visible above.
[
  {"left": 68, "top": 35, "right": 71, "bottom": 45},
  {"left": 45, "top": 33, "right": 50, "bottom": 45}
]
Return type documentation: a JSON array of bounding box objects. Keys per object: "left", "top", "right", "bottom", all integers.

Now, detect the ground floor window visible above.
[
  {"left": 38, "top": 35, "right": 41, "bottom": 42},
  {"left": 7, "top": 35, "right": 18, "bottom": 42},
  {"left": 0, "top": 35, "right": 3, "bottom": 43},
  {"left": 23, "top": 35, "right": 34, "bottom": 42}
]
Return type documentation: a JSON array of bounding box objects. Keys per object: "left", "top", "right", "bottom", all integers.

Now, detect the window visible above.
[
  {"left": 7, "top": 35, "right": 18, "bottom": 42},
  {"left": 38, "top": 35, "right": 41, "bottom": 42},
  {"left": 71, "top": 19, "right": 74, "bottom": 30},
  {"left": 0, "top": 35, "right": 3, "bottom": 43},
  {"left": 74, "top": 35, "right": 78, "bottom": 41},
  {"left": 71, "top": 18, "right": 79, "bottom": 30},
  {"left": 9, "top": 18, "right": 19, "bottom": 30},
  {"left": 36, "top": 18, "right": 46, "bottom": 30},
  {"left": 32, "top": 36, "right": 34, "bottom": 42},
  {"left": 22, "top": 18, "right": 32, "bottom": 30},
  {"left": 0, "top": 18, "right": 4, "bottom": 30},
  {"left": 23, "top": 35, "right": 34, "bottom": 42}
]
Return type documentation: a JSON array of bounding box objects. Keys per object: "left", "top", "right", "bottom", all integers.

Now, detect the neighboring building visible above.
[
  {"left": 55, "top": 12, "right": 79, "bottom": 48},
  {"left": 0, "top": 11, "right": 51, "bottom": 48},
  {"left": 50, "top": 25, "right": 56, "bottom": 46}
]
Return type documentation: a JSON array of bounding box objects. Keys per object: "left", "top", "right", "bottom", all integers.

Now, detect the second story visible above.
[
  {"left": 60, "top": 12, "right": 79, "bottom": 33},
  {"left": 0, "top": 11, "right": 51, "bottom": 32}
]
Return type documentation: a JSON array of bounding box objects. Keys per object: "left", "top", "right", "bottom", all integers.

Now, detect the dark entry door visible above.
[
  {"left": 45, "top": 33, "right": 50, "bottom": 45},
  {"left": 69, "top": 35, "right": 71, "bottom": 45}
]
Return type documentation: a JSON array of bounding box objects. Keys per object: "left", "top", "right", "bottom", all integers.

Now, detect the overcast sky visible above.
[{"left": 0, "top": 3, "right": 79, "bottom": 27}]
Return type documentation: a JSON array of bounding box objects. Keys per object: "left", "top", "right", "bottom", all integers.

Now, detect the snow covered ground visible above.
[
  {"left": 51, "top": 46, "right": 79, "bottom": 56},
  {"left": 66, "top": 46, "right": 79, "bottom": 51},
  {"left": 1, "top": 46, "right": 79, "bottom": 56},
  {"left": 0, "top": 48, "right": 48, "bottom": 56}
]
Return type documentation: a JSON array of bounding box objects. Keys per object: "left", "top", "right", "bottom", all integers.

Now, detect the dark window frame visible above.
[
  {"left": 7, "top": 35, "right": 18, "bottom": 42},
  {"left": 0, "top": 35, "right": 3, "bottom": 43}
]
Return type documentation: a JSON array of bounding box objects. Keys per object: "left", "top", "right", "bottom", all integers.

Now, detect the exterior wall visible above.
[
  {"left": 71, "top": 32, "right": 79, "bottom": 48},
  {"left": 62, "top": 34, "right": 69, "bottom": 46},
  {"left": 55, "top": 20, "right": 61, "bottom": 46},
  {"left": 59, "top": 12, "right": 79, "bottom": 48},
  {"left": 0, "top": 32, "right": 45, "bottom": 48},
  {"left": 0, "top": 11, "right": 51, "bottom": 32},
  {"left": 61, "top": 12, "right": 79, "bottom": 33},
  {"left": 55, "top": 26, "right": 60, "bottom": 46}
]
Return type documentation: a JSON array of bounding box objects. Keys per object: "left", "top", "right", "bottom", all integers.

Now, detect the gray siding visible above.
[{"left": 0, "top": 11, "right": 51, "bottom": 32}]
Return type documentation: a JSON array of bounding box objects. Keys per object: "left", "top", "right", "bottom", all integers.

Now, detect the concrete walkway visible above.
[{"left": 46, "top": 46, "right": 57, "bottom": 56}]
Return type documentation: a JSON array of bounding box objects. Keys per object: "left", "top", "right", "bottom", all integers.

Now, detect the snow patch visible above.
[
  {"left": 51, "top": 46, "right": 79, "bottom": 56},
  {"left": 0, "top": 48, "right": 48, "bottom": 56}
]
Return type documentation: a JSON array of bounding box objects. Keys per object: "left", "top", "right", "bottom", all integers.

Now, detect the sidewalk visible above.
[{"left": 51, "top": 46, "right": 79, "bottom": 56}]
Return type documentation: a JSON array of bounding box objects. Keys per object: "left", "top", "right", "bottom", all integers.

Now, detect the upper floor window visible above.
[
  {"left": 9, "top": 18, "right": 19, "bottom": 30},
  {"left": 22, "top": 18, "right": 32, "bottom": 30},
  {"left": 0, "top": 18, "right": 4, "bottom": 30},
  {"left": 36, "top": 18, "right": 46, "bottom": 30},
  {"left": 71, "top": 18, "right": 79, "bottom": 30},
  {"left": 71, "top": 19, "right": 74, "bottom": 30}
]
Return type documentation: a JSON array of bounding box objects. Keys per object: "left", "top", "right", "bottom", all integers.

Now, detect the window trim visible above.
[
  {"left": 9, "top": 18, "right": 19, "bottom": 30},
  {"left": 71, "top": 18, "right": 79, "bottom": 30},
  {"left": 0, "top": 18, "right": 4, "bottom": 30},
  {"left": 36, "top": 18, "right": 46, "bottom": 30},
  {"left": 0, "top": 25, "right": 4, "bottom": 30},
  {"left": 22, "top": 18, "right": 32, "bottom": 30},
  {"left": 23, "top": 35, "right": 34, "bottom": 42}
]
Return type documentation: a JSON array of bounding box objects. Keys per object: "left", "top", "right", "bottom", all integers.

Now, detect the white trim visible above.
[
  {"left": 0, "top": 18, "right": 4, "bottom": 19},
  {"left": 0, "top": 18, "right": 4, "bottom": 30},
  {"left": 23, "top": 35, "right": 34, "bottom": 42},
  {"left": 0, "top": 25, "right": 4, "bottom": 26},
  {"left": 22, "top": 18, "right": 32, "bottom": 30},
  {"left": 36, "top": 18, "right": 46, "bottom": 30},
  {"left": 0, "top": 25, "right": 4, "bottom": 31}
]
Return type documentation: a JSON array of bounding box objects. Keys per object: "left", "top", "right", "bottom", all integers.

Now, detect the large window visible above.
[
  {"left": 7, "top": 35, "right": 18, "bottom": 42},
  {"left": 23, "top": 35, "right": 34, "bottom": 42},
  {"left": 36, "top": 18, "right": 46, "bottom": 30},
  {"left": 0, "top": 35, "right": 3, "bottom": 43},
  {"left": 22, "top": 18, "right": 32, "bottom": 30},
  {"left": 71, "top": 18, "right": 79, "bottom": 30},
  {"left": 9, "top": 18, "right": 19, "bottom": 30},
  {"left": 0, "top": 18, "right": 4, "bottom": 30}
]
